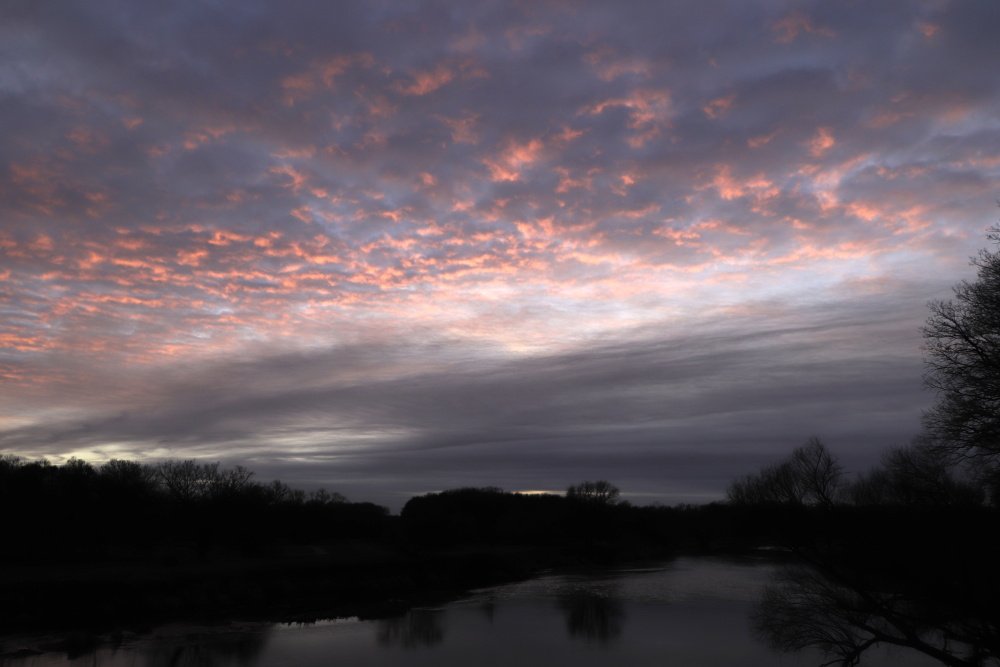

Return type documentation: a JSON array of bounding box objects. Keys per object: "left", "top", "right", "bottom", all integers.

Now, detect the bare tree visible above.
[
  {"left": 566, "top": 480, "right": 621, "bottom": 506},
  {"left": 100, "top": 459, "right": 159, "bottom": 491},
  {"left": 728, "top": 460, "right": 801, "bottom": 505},
  {"left": 307, "top": 487, "right": 348, "bottom": 505},
  {"left": 157, "top": 460, "right": 264, "bottom": 502},
  {"left": 922, "top": 227, "right": 1000, "bottom": 464},
  {"left": 728, "top": 438, "right": 844, "bottom": 507},
  {"left": 0, "top": 453, "right": 24, "bottom": 477},
  {"left": 754, "top": 565, "right": 989, "bottom": 667},
  {"left": 157, "top": 459, "right": 219, "bottom": 502},
  {"left": 208, "top": 464, "right": 255, "bottom": 499}
]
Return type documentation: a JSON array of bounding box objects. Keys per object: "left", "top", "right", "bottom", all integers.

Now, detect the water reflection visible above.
[
  {"left": 556, "top": 593, "right": 625, "bottom": 643},
  {"left": 143, "top": 631, "right": 268, "bottom": 667},
  {"left": 477, "top": 600, "right": 497, "bottom": 624},
  {"left": 375, "top": 609, "right": 445, "bottom": 648},
  {"left": 7, "top": 558, "right": 930, "bottom": 667},
  {"left": 754, "top": 563, "right": 999, "bottom": 667}
]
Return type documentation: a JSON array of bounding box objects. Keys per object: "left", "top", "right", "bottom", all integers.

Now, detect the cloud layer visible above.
[{"left": 2, "top": 1, "right": 998, "bottom": 508}]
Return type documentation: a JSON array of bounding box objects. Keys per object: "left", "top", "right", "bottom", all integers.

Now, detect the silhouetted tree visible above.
[
  {"left": 847, "top": 443, "right": 983, "bottom": 508},
  {"left": 922, "top": 227, "right": 1000, "bottom": 466},
  {"left": 728, "top": 438, "right": 844, "bottom": 507},
  {"left": 157, "top": 459, "right": 210, "bottom": 502},
  {"left": 59, "top": 457, "right": 97, "bottom": 493},
  {"left": 100, "top": 458, "right": 158, "bottom": 493},
  {"left": 208, "top": 464, "right": 255, "bottom": 500},
  {"left": 155, "top": 459, "right": 259, "bottom": 503},
  {"left": 753, "top": 563, "right": 1000, "bottom": 667},
  {"left": 566, "top": 480, "right": 621, "bottom": 506},
  {"left": 306, "top": 487, "right": 348, "bottom": 505},
  {"left": 737, "top": 446, "right": 999, "bottom": 660},
  {"left": 401, "top": 487, "right": 512, "bottom": 545},
  {"left": 0, "top": 453, "right": 24, "bottom": 476},
  {"left": 262, "top": 479, "right": 295, "bottom": 505}
]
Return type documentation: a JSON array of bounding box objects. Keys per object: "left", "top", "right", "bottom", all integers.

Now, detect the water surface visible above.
[{"left": 2, "top": 555, "right": 941, "bottom": 667}]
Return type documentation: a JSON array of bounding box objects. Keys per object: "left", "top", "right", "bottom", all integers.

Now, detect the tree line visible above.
[
  {"left": 0, "top": 450, "right": 708, "bottom": 565},
  {"left": 0, "top": 455, "right": 389, "bottom": 562}
]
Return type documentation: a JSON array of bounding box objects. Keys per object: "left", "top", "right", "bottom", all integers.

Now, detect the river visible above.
[{"left": 2, "top": 555, "right": 942, "bottom": 666}]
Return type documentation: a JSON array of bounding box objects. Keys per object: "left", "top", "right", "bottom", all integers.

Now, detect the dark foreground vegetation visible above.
[
  {"left": 730, "top": 227, "right": 1000, "bottom": 667},
  {"left": 4, "top": 444, "right": 997, "bottom": 666},
  {"left": 729, "top": 439, "right": 1000, "bottom": 667}
]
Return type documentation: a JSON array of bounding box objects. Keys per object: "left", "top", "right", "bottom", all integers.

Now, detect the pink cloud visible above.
[
  {"left": 771, "top": 11, "right": 835, "bottom": 44},
  {"left": 805, "top": 127, "right": 835, "bottom": 158},
  {"left": 703, "top": 164, "right": 780, "bottom": 203},
  {"left": 919, "top": 23, "right": 940, "bottom": 38},
  {"left": 702, "top": 94, "right": 736, "bottom": 119},
  {"left": 280, "top": 53, "right": 376, "bottom": 105},
  {"left": 394, "top": 63, "right": 454, "bottom": 96},
  {"left": 747, "top": 130, "right": 779, "bottom": 148},
  {"left": 864, "top": 109, "right": 914, "bottom": 128},
  {"left": 554, "top": 166, "right": 593, "bottom": 194},
  {"left": 583, "top": 45, "right": 651, "bottom": 81},
  {"left": 66, "top": 128, "right": 109, "bottom": 154},
  {"left": 483, "top": 138, "right": 545, "bottom": 182},
  {"left": 582, "top": 88, "right": 672, "bottom": 147},
  {"left": 269, "top": 164, "right": 310, "bottom": 193}
]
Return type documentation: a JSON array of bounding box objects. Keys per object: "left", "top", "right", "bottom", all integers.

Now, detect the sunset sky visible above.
[{"left": 2, "top": 1, "right": 999, "bottom": 509}]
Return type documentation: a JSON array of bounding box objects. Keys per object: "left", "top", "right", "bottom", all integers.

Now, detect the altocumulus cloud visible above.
[{"left": 1, "top": 0, "right": 998, "bottom": 507}]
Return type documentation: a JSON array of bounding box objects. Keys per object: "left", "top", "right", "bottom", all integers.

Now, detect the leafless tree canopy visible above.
[
  {"left": 566, "top": 480, "right": 621, "bottom": 506},
  {"left": 753, "top": 566, "right": 991, "bottom": 667},
  {"left": 727, "top": 438, "right": 845, "bottom": 507},
  {"left": 922, "top": 227, "right": 1000, "bottom": 464},
  {"left": 846, "top": 444, "right": 984, "bottom": 507},
  {"left": 157, "top": 459, "right": 255, "bottom": 502}
]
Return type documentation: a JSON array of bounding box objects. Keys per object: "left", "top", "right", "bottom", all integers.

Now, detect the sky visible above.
[{"left": 2, "top": 0, "right": 999, "bottom": 510}]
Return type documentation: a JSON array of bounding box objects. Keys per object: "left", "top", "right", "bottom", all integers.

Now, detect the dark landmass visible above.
[
  {"left": 0, "top": 457, "right": 735, "bottom": 657},
  {"left": 2, "top": 451, "right": 998, "bottom": 666},
  {"left": 3, "top": 412, "right": 1000, "bottom": 666}
]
